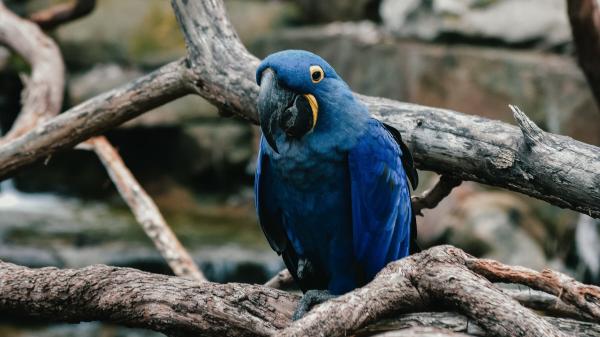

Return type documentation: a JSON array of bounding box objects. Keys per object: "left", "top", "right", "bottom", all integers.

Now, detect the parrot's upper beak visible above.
[{"left": 257, "top": 68, "right": 318, "bottom": 154}]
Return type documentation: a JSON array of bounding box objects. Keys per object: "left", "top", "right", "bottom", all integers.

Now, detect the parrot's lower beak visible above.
[{"left": 257, "top": 68, "right": 318, "bottom": 154}]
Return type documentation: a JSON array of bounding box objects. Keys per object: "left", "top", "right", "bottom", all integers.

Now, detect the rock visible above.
[
  {"left": 252, "top": 23, "right": 600, "bottom": 145},
  {"left": 54, "top": 0, "right": 293, "bottom": 69},
  {"left": 417, "top": 183, "right": 549, "bottom": 270},
  {"left": 0, "top": 184, "right": 279, "bottom": 284},
  {"left": 575, "top": 214, "right": 600, "bottom": 283},
  {"left": 380, "top": 0, "right": 572, "bottom": 49}
]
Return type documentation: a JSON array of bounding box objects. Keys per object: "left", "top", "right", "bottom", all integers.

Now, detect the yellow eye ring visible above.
[{"left": 309, "top": 65, "right": 324, "bottom": 83}]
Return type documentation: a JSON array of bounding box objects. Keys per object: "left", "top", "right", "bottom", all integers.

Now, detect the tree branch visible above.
[
  {"left": 0, "top": 260, "right": 296, "bottom": 337},
  {"left": 29, "top": 0, "right": 97, "bottom": 30},
  {"left": 411, "top": 175, "right": 462, "bottom": 216},
  {"left": 80, "top": 136, "right": 205, "bottom": 282},
  {"left": 0, "top": 1, "right": 64, "bottom": 142},
  {"left": 3, "top": 245, "right": 599, "bottom": 337},
  {"left": 0, "top": 59, "right": 190, "bottom": 177},
  {"left": 465, "top": 255, "right": 600, "bottom": 320}
]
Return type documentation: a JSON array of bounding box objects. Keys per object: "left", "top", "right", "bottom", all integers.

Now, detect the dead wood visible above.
[
  {"left": 0, "top": 2, "right": 64, "bottom": 142},
  {"left": 80, "top": 136, "right": 205, "bottom": 282},
  {"left": 1, "top": 245, "right": 598, "bottom": 337}
]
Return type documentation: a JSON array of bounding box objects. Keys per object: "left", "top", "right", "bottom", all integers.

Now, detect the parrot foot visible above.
[{"left": 292, "top": 289, "right": 336, "bottom": 321}]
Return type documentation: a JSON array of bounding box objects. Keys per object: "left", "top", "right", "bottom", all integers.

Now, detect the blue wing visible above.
[
  {"left": 254, "top": 137, "right": 288, "bottom": 254},
  {"left": 348, "top": 119, "right": 414, "bottom": 280}
]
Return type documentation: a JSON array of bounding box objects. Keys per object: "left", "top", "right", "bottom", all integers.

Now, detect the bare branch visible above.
[
  {"left": 0, "top": 59, "right": 190, "bottom": 177},
  {"left": 411, "top": 175, "right": 462, "bottom": 216},
  {"left": 82, "top": 136, "right": 205, "bottom": 282},
  {"left": 2, "top": 246, "right": 599, "bottom": 337},
  {"left": 465, "top": 256, "right": 600, "bottom": 320},
  {"left": 0, "top": 2, "right": 64, "bottom": 142},
  {"left": 29, "top": 0, "right": 96, "bottom": 30},
  {"left": 0, "top": 260, "right": 297, "bottom": 337}
]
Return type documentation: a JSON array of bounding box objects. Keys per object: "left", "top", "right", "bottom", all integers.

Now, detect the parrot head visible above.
[{"left": 256, "top": 50, "right": 349, "bottom": 153}]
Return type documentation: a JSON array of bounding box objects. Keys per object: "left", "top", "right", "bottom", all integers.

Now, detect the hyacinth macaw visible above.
[{"left": 254, "top": 50, "right": 418, "bottom": 318}]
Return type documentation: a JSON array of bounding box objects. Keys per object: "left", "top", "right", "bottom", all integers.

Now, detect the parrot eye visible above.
[{"left": 309, "top": 65, "right": 324, "bottom": 83}]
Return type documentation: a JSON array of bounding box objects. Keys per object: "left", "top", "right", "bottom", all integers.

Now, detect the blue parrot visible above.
[{"left": 254, "top": 50, "right": 418, "bottom": 318}]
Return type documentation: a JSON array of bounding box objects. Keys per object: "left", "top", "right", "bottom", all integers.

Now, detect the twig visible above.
[
  {"left": 465, "top": 256, "right": 600, "bottom": 320},
  {"left": 29, "top": 0, "right": 97, "bottom": 30},
  {"left": 82, "top": 136, "right": 205, "bottom": 282},
  {"left": 0, "top": 2, "right": 64, "bottom": 143},
  {"left": 411, "top": 175, "right": 462, "bottom": 216}
]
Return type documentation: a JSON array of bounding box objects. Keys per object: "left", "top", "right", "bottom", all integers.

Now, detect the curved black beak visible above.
[{"left": 257, "top": 68, "right": 318, "bottom": 154}]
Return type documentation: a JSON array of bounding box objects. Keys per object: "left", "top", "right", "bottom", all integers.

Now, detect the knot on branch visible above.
[{"left": 510, "top": 104, "right": 547, "bottom": 149}]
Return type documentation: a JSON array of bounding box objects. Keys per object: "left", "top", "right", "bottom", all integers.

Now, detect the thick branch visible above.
[
  {"left": 0, "top": 59, "right": 189, "bottom": 178},
  {"left": 0, "top": 2, "right": 64, "bottom": 142},
  {"left": 567, "top": 0, "right": 600, "bottom": 107},
  {"left": 29, "top": 0, "right": 96, "bottom": 30},
  {"left": 0, "top": 260, "right": 297, "bottom": 337},
  {"left": 81, "top": 136, "right": 205, "bottom": 282},
  {"left": 282, "top": 246, "right": 565, "bottom": 337},
  {"left": 1, "top": 246, "right": 598, "bottom": 337}
]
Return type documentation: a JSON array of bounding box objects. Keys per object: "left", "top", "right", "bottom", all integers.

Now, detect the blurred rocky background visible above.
[{"left": 0, "top": 0, "right": 599, "bottom": 336}]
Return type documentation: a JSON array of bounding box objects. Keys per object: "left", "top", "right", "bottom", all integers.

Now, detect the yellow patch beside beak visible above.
[{"left": 303, "top": 94, "right": 318, "bottom": 129}]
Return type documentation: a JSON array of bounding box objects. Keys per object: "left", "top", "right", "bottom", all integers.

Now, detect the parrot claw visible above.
[{"left": 292, "top": 289, "right": 336, "bottom": 321}]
